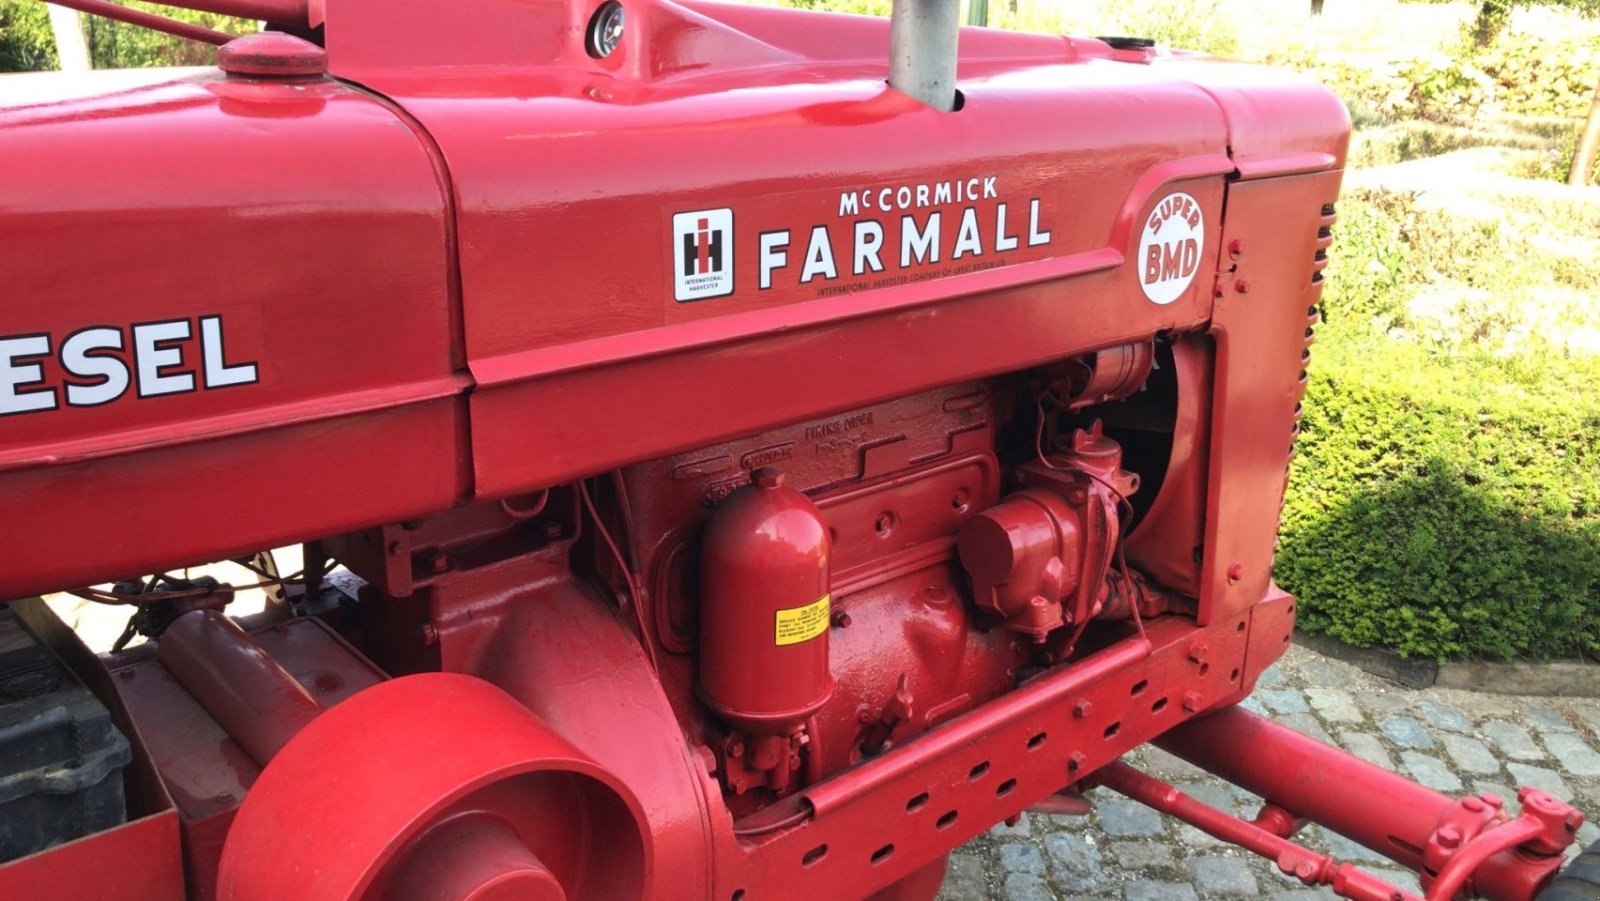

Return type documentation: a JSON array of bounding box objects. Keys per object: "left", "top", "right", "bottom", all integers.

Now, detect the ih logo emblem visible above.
[
  {"left": 673, "top": 208, "right": 734, "bottom": 302},
  {"left": 1138, "top": 192, "right": 1204, "bottom": 305}
]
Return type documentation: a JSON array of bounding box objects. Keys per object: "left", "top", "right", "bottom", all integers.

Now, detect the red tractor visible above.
[{"left": 0, "top": 1, "right": 1590, "bottom": 898}]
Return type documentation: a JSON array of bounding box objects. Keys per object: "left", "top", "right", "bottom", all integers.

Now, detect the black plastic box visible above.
[{"left": 0, "top": 603, "right": 131, "bottom": 863}]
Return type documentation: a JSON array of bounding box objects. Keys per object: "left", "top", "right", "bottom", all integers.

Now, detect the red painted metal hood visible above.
[
  {"left": 0, "top": 66, "right": 465, "bottom": 598},
  {"left": 325, "top": 0, "right": 1347, "bottom": 496}
]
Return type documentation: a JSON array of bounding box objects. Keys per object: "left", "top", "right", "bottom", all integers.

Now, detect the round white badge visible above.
[{"left": 1138, "top": 192, "right": 1205, "bottom": 305}]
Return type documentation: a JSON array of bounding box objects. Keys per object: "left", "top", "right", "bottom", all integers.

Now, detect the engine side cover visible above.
[{"left": 0, "top": 69, "right": 463, "bottom": 597}]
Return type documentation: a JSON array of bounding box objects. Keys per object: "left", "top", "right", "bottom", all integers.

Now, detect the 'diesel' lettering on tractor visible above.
[{"left": 0, "top": 314, "right": 258, "bottom": 416}]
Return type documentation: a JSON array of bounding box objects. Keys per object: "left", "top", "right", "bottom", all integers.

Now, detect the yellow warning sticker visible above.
[{"left": 774, "top": 594, "right": 830, "bottom": 646}]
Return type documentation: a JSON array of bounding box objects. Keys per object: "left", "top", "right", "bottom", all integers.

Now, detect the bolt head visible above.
[{"left": 1073, "top": 699, "right": 1093, "bottom": 718}]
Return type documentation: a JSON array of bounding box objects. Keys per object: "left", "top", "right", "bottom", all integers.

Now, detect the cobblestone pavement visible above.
[{"left": 942, "top": 643, "right": 1600, "bottom": 900}]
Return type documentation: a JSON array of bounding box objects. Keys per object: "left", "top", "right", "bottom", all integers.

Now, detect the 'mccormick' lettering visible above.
[{"left": 0, "top": 314, "right": 258, "bottom": 417}]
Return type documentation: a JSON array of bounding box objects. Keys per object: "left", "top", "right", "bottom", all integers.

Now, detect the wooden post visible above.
[
  {"left": 47, "top": 4, "right": 92, "bottom": 72},
  {"left": 1571, "top": 80, "right": 1600, "bottom": 187}
]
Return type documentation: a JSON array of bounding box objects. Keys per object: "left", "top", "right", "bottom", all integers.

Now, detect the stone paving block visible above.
[
  {"left": 1298, "top": 657, "right": 1357, "bottom": 687},
  {"left": 1527, "top": 703, "right": 1575, "bottom": 733},
  {"left": 1416, "top": 700, "right": 1472, "bottom": 733},
  {"left": 1125, "top": 879, "right": 1200, "bottom": 900},
  {"left": 1175, "top": 782, "right": 1242, "bottom": 817},
  {"left": 1483, "top": 720, "right": 1546, "bottom": 761},
  {"left": 1271, "top": 891, "right": 1337, "bottom": 900},
  {"left": 1543, "top": 732, "right": 1600, "bottom": 778},
  {"left": 1187, "top": 856, "right": 1259, "bottom": 897},
  {"left": 1110, "top": 841, "right": 1176, "bottom": 872},
  {"left": 1240, "top": 695, "right": 1269, "bottom": 716},
  {"left": 1177, "top": 823, "right": 1225, "bottom": 848},
  {"left": 1575, "top": 781, "right": 1600, "bottom": 813},
  {"left": 1311, "top": 825, "right": 1388, "bottom": 863},
  {"left": 1570, "top": 704, "right": 1600, "bottom": 737},
  {"left": 989, "top": 813, "right": 1033, "bottom": 839},
  {"left": 1357, "top": 691, "right": 1412, "bottom": 715},
  {"left": 936, "top": 852, "right": 988, "bottom": 901},
  {"left": 1045, "top": 833, "right": 1112, "bottom": 893},
  {"left": 1001, "top": 872, "right": 1054, "bottom": 901},
  {"left": 1098, "top": 798, "right": 1166, "bottom": 837},
  {"left": 1305, "top": 688, "right": 1362, "bottom": 724},
  {"left": 1508, "top": 762, "right": 1572, "bottom": 799},
  {"left": 1439, "top": 732, "right": 1501, "bottom": 775},
  {"left": 1142, "top": 746, "right": 1207, "bottom": 781},
  {"left": 1380, "top": 715, "right": 1434, "bottom": 750},
  {"left": 1370, "top": 869, "right": 1424, "bottom": 895},
  {"left": 1259, "top": 866, "right": 1308, "bottom": 891},
  {"left": 1029, "top": 811, "right": 1081, "bottom": 835},
  {"left": 1279, "top": 712, "right": 1334, "bottom": 744},
  {"left": 1337, "top": 731, "right": 1396, "bottom": 771},
  {"left": 1257, "top": 689, "right": 1311, "bottom": 715},
  {"left": 1000, "top": 843, "right": 1046, "bottom": 875},
  {"left": 1401, "top": 750, "right": 1462, "bottom": 791},
  {"left": 1258, "top": 664, "right": 1287, "bottom": 686}
]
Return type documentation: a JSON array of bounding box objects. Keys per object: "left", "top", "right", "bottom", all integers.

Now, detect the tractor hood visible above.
[{"left": 324, "top": 0, "right": 1348, "bottom": 496}]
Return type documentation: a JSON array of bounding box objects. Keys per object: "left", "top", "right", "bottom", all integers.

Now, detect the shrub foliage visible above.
[
  {"left": 1278, "top": 189, "right": 1600, "bottom": 660},
  {"left": 1279, "top": 335, "right": 1600, "bottom": 661},
  {"left": 0, "top": 1, "right": 251, "bottom": 71}
]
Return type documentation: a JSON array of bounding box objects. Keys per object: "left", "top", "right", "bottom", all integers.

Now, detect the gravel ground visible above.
[{"left": 944, "top": 643, "right": 1600, "bottom": 900}]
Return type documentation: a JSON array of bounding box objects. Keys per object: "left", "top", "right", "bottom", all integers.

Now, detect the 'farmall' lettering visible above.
[
  {"left": 761, "top": 198, "right": 1050, "bottom": 292},
  {"left": 0, "top": 315, "right": 258, "bottom": 417}
]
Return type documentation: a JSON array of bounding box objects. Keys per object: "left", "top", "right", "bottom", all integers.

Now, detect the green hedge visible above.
[
  {"left": 0, "top": 1, "right": 252, "bottom": 72},
  {"left": 0, "top": 1, "right": 58, "bottom": 71},
  {"left": 1278, "top": 334, "right": 1600, "bottom": 661},
  {"left": 1278, "top": 180, "right": 1600, "bottom": 661}
]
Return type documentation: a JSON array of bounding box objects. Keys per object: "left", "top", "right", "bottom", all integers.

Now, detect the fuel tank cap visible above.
[{"left": 217, "top": 32, "right": 326, "bottom": 79}]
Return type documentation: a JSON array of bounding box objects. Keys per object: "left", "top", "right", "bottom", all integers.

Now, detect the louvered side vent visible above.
[{"left": 1282, "top": 202, "right": 1337, "bottom": 516}]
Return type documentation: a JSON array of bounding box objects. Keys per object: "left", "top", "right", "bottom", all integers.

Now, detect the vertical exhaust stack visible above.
[{"left": 888, "top": 0, "right": 960, "bottom": 110}]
